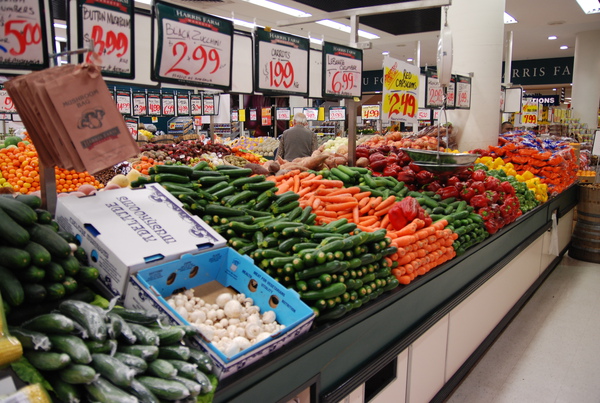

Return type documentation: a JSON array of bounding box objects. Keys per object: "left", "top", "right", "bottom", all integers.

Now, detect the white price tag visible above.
[
  {"left": 323, "top": 42, "right": 362, "bottom": 98},
  {"left": 0, "top": 90, "right": 17, "bottom": 113}
]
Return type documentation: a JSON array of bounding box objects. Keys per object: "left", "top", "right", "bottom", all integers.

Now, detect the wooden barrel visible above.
[{"left": 570, "top": 184, "right": 600, "bottom": 263}]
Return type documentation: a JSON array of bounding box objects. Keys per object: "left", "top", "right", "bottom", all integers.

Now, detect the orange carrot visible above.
[
  {"left": 298, "top": 186, "right": 312, "bottom": 197},
  {"left": 370, "top": 196, "right": 382, "bottom": 208},
  {"left": 328, "top": 186, "right": 360, "bottom": 196},
  {"left": 355, "top": 191, "right": 372, "bottom": 200},
  {"left": 359, "top": 202, "right": 372, "bottom": 215},
  {"left": 338, "top": 213, "right": 353, "bottom": 219},
  {"left": 375, "top": 195, "right": 396, "bottom": 211},
  {"left": 352, "top": 205, "right": 360, "bottom": 223},
  {"left": 304, "top": 179, "right": 344, "bottom": 188},
  {"left": 432, "top": 219, "right": 448, "bottom": 230},
  {"left": 398, "top": 275, "right": 411, "bottom": 285},
  {"left": 315, "top": 210, "right": 338, "bottom": 218},
  {"left": 358, "top": 197, "right": 371, "bottom": 208},
  {"left": 394, "top": 235, "right": 417, "bottom": 248},
  {"left": 276, "top": 182, "right": 290, "bottom": 194},
  {"left": 394, "top": 221, "right": 418, "bottom": 237},
  {"left": 326, "top": 201, "right": 359, "bottom": 211},
  {"left": 356, "top": 224, "right": 377, "bottom": 232},
  {"left": 317, "top": 196, "right": 356, "bottom": 203},
  {"left": 360, "top": 216, "right": 379, "bottom": 226},
  {"left": 380, "top": 214, "right": 390, "bottom": 229},
  {"left": 374, "top": 205, "right": 393, "bottom": 217},
  {"left": 293, "top": 175, "right": 300, "bottom": 193}
]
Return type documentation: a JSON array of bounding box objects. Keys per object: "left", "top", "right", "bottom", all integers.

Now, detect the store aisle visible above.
[{"left": 445, "top": 253, "right": 600, "bottom": 403}]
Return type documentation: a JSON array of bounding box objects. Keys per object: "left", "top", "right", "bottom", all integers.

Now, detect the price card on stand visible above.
[
  {"left": 255, "top": 27, "right": 309, "bottom": 96},
  {"left": 361, "top": 105, "right": 380, "bottom": 120},
  {"left": 446, "top": 75, "right": 456, "bottom": 109},
  {"left": 202, "top": 94, "right": 215, "bottom": 115},
  {"left": 148, "top": 93, "right": 161, "bottom": 116},
  {"left": 329, "top": 106, "right": 346, "bottom": 121},
  {"left": 0, "top": 89, "right": 18, "bottom": 114},
  {"left": 417, "top": 109, "right": 431, "bottom": 120},
  {"left": 0, "top": 0, "right": 52, "bottom": 70},
  {"left": 116, "top": 90, "right": 132, "bottom": 115},
  {"left": 77, "top": 0, "right": 135, "bottom": 79},
  {"left": 382, "top": 56, "right": 419, "bottom": 126},
  {"left": 456, "top": 75, "right": 471, "bottom": 109},
  {"left": 276, "top": 107, "right": 290, "bottom": 121},
  {"left": 153, "top": 1, "right": 233, "bottom": 90},
  {"left": 249, "top": 108, "right": 257, "bottom": 121},
  {"left": 177, "top": 94, "right": 190, "bottom": 116},
  {"left": 322, "top": 42, "right": 362, "bottom": 99},
  {"left": 425, "top": 72, "right": 444, "bottom": 109},
  {"left": 162, "top": 93, "right": 175, "bottom": 116},
  {"left": 261, "top": 107, "right": 271, "bottom": 126},
  {"left": 231, "top": 109, "right": 238, "bottom": 122},
  {"left": 132, "top": 92, "right": 147, "bottom": 116},
  {"left": 190, "top": 94, "right": 202, "bottom": 116},
  {"left": 303, "top": 107, "right": 318, "bottom": 121},
  {"left": 124, "top": 116, "right": 139, "bottom": 139},
  {"left": 521, "top": 98, "right": 538, "bottom": 125}
]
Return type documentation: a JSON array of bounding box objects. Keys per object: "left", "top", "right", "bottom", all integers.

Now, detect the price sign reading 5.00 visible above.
[{"left": 155, "top": 2, "right": 233, "bottom": 90}]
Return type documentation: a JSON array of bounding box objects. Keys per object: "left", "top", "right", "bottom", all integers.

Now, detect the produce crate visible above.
[
  {"left": 578, "top": 174, "right": 596, "bottom": 183},
  {"left": 55, "top": 184, "right": 226, "bottom": 300},
  {"left": 125, "top": 247, "right": 315, "bottom": 379}
]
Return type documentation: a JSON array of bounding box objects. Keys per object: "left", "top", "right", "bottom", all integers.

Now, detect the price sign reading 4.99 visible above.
[
  {"left": 78, "top": 0, "right": 134, "bottom": 79},
  {"left": 255, "top": 28, "right": 309, "bottom": 96},
  {"left": 322, "top": 42, "right": 362, "bottom": 99},
  {"left": 0, "top": 0, "right": 51, "bottom": 70},
  {"left": 148, "top": 94, "right": 161, "bottom": 116},
  {"left": 154, "top": 2, "right": 233, "bottom": 90}
]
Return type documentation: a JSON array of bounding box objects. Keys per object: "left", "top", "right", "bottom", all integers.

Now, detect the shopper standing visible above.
[{"left": 276, "top": 112, "right": 318, "bottom": 161}]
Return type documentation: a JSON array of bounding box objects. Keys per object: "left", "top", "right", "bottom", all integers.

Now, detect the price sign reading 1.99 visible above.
[
  {"left": 255, "top": 28, "right": 309, "bottom": 96},
  {"left": 329, "top": 107, "right": 346, "bottom": 121},
  {"left": 0, "top": 0, "right": 51, "bottom": 70},
  {"left": 78, "top": 0, "right": 134, "bottom": 79},
  {"left": 154, "top": 2, "right": 233, "bottom": 90},
  {"left": 322, "top": 42, "right": 362, "bottom": 99},
  {"left": 456, "top": 75, "right": 471, "bottom": 109}
]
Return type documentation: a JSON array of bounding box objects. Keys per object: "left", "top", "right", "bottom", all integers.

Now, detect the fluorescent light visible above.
[
  {"left": 548, "top": 35, "right": 557, "bottom": 40},
  {"left": 53, "top": 23, "right": 67, "bottom": 29},
  {"left": 135, "top": 0, "right": 152, "bottom": 4},
  {"left": 504, "top": 12, "right": 517, "bottom": 24},
  {"left": 232, "top": 18, "right": 256, "bottom": 29},
  {"left": 316, "top": 20, "right": 379, "bottom": 39},
  {"left": 560, "top": 45, "right": 569, "bottom": 49},
  {"left": 553, "top": 88, "right": 557, "bottom": 91},
  {"left": 242, "top": 0, "right": 311, "bottom": 17},
  {"left": 576, "top": 0, "right": 600, "bottom": 14},
  {"left": 407, "top": 58, "right": 414, "bottom": 62},
  {"left": 382, "top": 51, "right": 389, "bottom": 55},
  {"left": 310, "top": 37, "right": 323, "bottom": 45},
  {"left": 55, "top": 36, "right": 67, "bottom": 42}
]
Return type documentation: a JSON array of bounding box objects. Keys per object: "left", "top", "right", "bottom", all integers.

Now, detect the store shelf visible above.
[{"left": 213, "top": 185, "right": 577, "bottom": 403}]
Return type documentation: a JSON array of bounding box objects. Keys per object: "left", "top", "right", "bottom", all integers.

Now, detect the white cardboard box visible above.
[
  {"left": 55, "top": 184, "right": 226, "bottom": 299},
  {"left": 125, "top": 248, "right": 315, "bottom": 379}
]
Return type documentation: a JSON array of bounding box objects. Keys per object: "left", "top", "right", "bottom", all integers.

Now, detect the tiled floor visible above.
[{"left": 446, "top": 252, "right": 600, "bottom": 403}]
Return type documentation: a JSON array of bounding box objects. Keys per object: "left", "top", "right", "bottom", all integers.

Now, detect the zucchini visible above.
[
  {"left": 0, "top": 206, "right": 30, "bottom": 247},
  {"left": 59, "top": 300, "right": 107, "bottom": 341},
  {"left": 110, "top": 306, "right": 161, "bottom": 325},
  {"left": 85, "top": 378, "right": 138, "bottom": 403},
  {"left": 166, "top": 359, "right": 198, "bottom": 379},
  {"left": 22, "top": 312, "right": 75, "bottom": 333},
  {"left": 28, "top": 223, "right": 71, "bottom": 259},
  {"left": 154, "top": 164, "right": 194, "bottom": 177},
  {"left": 44, "top": 282, "right": 66, "bottom": 300},
  {"left": 126, "top": 379, "right": 160, "bottom": 403},
  {"left": 198, "top": 175, "right": 228, "bottom": 186},
  {"left": 300, "top": 282, "right": 347, "bottom": 300},
  {"left": 91, "top": 353, "right": 136, "bottom": 387},
  {"left": 152, "top": 327, "right": 185, "bottom": 346},
  {"left": 0, "top": 265, "right": 24, "bottom": 306},
  {"left": 17, "top": 265, "right": 46, "bottom": 283},
  {"left": 25, "top": 351, "right": 71, "bottom": 371},
  {"left": 113, "top": 352, "right": 148, "bottom": 374},
  {"left": 148, "top": 358, "right": 178, "bottom": 379},
  {"left": 23, "top": 283, "right": 47, "bottom": 303},
  {"left": 49, "top": 375, "right": 82, "bottom": 402},
  {"left": 136, "top": 376, "right": 190, "bottom": 401},
  {"left": 0, "top": 245, "right": 31, "bottom": 270},
  {"left": 59, "top": 364, "right": 97, "bottom": 384},
  {"left": 8, "top": 326, "right": 51, "bottom": 351},
  {"left": 158, "top": 345, "right": 191, "bottom": 361},
  {"left": 153, "top": 173, "right": 192, "bottom": 184},
  {"left": 117, "top": 344, "right": 159, "bottom": 361},
  {"left": 216, "top": 167, "right": 253, "bottom": 177},
  {"left": 187, "top": 348, "right": 213, "bottom": 373},
  {"left": 48, "top": 334, "right": 92, "bottom": 364},
  {"left": 0, "top": 196, "right": 38, "bottom": 226},
  {"left": 13, "top": 194, "right": 42, "bottom": 209},
  {"left": 45, "top": 262, "right": 66, "bottom": 282}
]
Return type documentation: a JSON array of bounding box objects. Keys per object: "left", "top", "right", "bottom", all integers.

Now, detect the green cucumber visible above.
[
  {"left": 166, "top": 359, "right": 199, "bottom": 379},
  {"left": 23, "top": 283, "right": 47, "bottom": 303},
  {"left": 22, "top": 312, "right": 75, "bottom": 333},
  {"left": 85, "top": 339, "right": 117, "bottom": 355},
  {"left": 49, "top": 376, "right": 82, "bottom": 402},
  {"left": 0, "top": 196, "right": 38, "bottom": 226},
  {"left": 193, "top": 369, "right": 213, "bottom": 393},
  {"left": 0, "top": 245, "right": 31, "bottom": 270},
  {"left": 110, "top": 306, "right": 161, "bottom": 325},
  {"left": 28, "top": 223, "right": 70, "bottom": 259},
  {"left": 17, "top": 265, "right": 45, "bottom": 283},
  {"left": 0, "top": 206, "right": 30, "bottom": 247},
  {"left": 61, "top": 276, "right": 78, "bottom": 295},
  {"left": 25, "top": 351, "right": 71, "bottom": 371},
  {"left": 187, "top": 349, "right": 214, "bottom": 373},
  {"left": 148, "top": 358, "right": 178, "bottom": 379},
  {"left": 44, "top": 283, "right": 66, "bottom": 300},
  {"left": 300, "top": 282, "right": 347, "bottom": 300},
  {"left": 128, "top": 323, "right": 159, "bottom": 346},
  {"left": 57, "top": 255, "right": 80, "bottom": 277},
  {"left": 107, "top": 312, "right": 136, "bottom": 344},
  {"left": 59, "top": 300, "right": 107, "bottom": 341},
  {"left": 56, "top": 231, "right": 79, "bottom": 245},
  {"left": 173, "top": 375, "right": 202, "bottom": 397},
  {"left": 136, "top": 376, "right": 190, "bottom": 401},
  {"left": 158, "top": 345, "right": 191, "bottom": 361},
  {"left": 58, "top": 364, "right": 97, "bottom": 384},
  {"left": 0, "top": 265, "right": 24, "bottom": 306},
  {"left": 45, "top": 262, "right": 66, "bottom": 282},
  {"left": 13, "top": 194, "right": 42, "bottom": 209},
  {"left": 8, "top": 326, "right": 51, "bottom": 351},
  {"left": 91, "top": 353, "right": 136, "bottom": 387},
  {"left": 75, "top": 266, "right": 99, "bottom": 284},
  {"left": 151, "top": 327, "right": 186, "bottom": 345},
  {"left": 23, "top": 242, "right": 51, "bottom": 267},
  {"left": 126, "top": 379, "right": 160, "bottom": 403},
  {"left": 113, "top": 352, "right": 148, "bottom": 374},
  {"left": 117, "top": 344, "right": 159, "bottom": 361},
  {"left": 85, "top": 377, "right": 138, "bottom": 403}
]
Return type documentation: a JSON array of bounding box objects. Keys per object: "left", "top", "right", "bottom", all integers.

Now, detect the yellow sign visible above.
[
  {"left": 381, "top": 58, "right": 420, "bottom": 124},
  {"left": 239, "top": 109, "right": 246, "bottom": 122},
  {"left": 361, "top": 105, "right": 380, "bottom": 119}
]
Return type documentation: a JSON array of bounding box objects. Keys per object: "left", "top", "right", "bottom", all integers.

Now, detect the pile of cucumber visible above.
[
  {"left": 9, "top": 300, "right": 215, "bottom": 402},
  {"left": 320, "top": 165, "right": 410, "bottom": 200},
  {"left": 0, "top": 194, "right": 99, "bottom": 321}
]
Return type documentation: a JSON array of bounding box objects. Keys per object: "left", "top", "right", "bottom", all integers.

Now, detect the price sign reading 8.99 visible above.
[
  {"left": 78, "top": 0, "right": 134, "bottom": 79},
  {"left": 154, "top": 2, "right": 233, "bottom": 90}
]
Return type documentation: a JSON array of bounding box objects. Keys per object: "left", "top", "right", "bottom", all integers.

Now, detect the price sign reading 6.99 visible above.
[
  {"left": 322, "top": 42, "right": 362, "bottom": 99},
  {"left": 255, "top": 28, "right": 309, "bottom": 96},
  {"left": 154, "top": 2, "right": 233, "bottom": 90}
]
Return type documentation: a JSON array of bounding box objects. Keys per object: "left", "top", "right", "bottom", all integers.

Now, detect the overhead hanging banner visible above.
[
  {"left": 424, "top": 71, "right": 444, "bottom": 109},
  {"left": 254, "top": 27, "right": 309, "bottom": 96},
  {"left": 153, "top": 1, "right": 233, "bottom": 90},
  {"left": 456, "top": 75, "right": 471, "bottom": 109},
  {"left": 77, "top": 0, "right": 134, "bottom": 79},
  {"left": 0, "top": 0, "right": 52, "bottom": 71},
  {"left": 322, "top": 42, "right": 362, "bottom": 99},
  {"left": 382, "top": 56, "right": 419, "bottom": 126}
]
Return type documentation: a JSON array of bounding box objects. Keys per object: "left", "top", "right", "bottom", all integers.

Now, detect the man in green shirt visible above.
[{"left": 276, "top": 113, "right": 318, "bottom": 161}]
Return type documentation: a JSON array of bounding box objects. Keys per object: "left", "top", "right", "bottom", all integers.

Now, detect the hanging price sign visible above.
[
  {"left": 0, "top": 113, "right": 11, "bottom": 120},
  {"left": 255, "top": 28, "right": 309, "bottom": 96},
  {"left": 132, "top": 93, "right": 147, "bottom": 116},
  {"left": 162, "top": 93, "right": 175, "bottom": 116},
  {"left": 382, "top": 57, "right": 419, "bottom": 125},
  {"left": 177, "top": 94, "right": 190, "bottom": 116},
  {"left": 329, "top": 106, "right": 346, "bottom": 121},
  {"left": 154, "top": 2, "right": 232, "bottom": 90},
  {"left": 417, "top": 109, "right": 431, "bottom": 120},
  {"left": 456, "top": 75, "right": 471, "bottom": 109},
  {"left": 0, "top": 89, "right": 17, "bottom": 113},
  {"left": 0, "top": 0, "right": 51, "bottom": 70},
  {"left": 124, "top": 116, "right": 139, "bottom": 139},
  {"left": 446, "top": 76, "right": 456, "bottom": 109},
  {"left": 231, "top": 109, "right": 238, "bottom": 122},
  {"left": 202, "top": 94, "right": 215, "bottom": 115},
  {"left": 261, "top": 107, "right": 271, "bottom": 126},
  {"left": 361, "top": 105, "right": 380, "bottom": 120},
  {"left": 78, "top": 0, "right": 134, "bottom": 78},
  {"left": 425, "top": 72, "right": 444, "bottom": 108},
  {"left": 190, "top": 94, "right": 202, "bottom": 116},
  {"left": 276, "top": 107, "right": 290, "bottom": 121},
  {"left": 322, "top": 42, "right": 362, "bottom": 98},
  {"left": 303, "top": 108, "right": 318, "bottom": 121},
  {"left": 148, "top": 94, "right": 161, "bottom": 116},
  {"left": 249, "top": 108, "right": 257, "bottom": 121},
  {"left": 521, "top": 98, "right": 538, "bottom": 125},
  {"left": 116, "top": 91, "right": 131, "bottom": 115}
]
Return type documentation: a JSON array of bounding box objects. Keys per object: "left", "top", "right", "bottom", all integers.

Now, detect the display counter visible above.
[{"left": 213, "top": 185, "right": 578, "bottom": 403}]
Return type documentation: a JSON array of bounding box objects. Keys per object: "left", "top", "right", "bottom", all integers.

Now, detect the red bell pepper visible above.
[
  {"left": 459, "top": 187, "right": 476, "bottom": 202},
  {"left": 471, "top": 181, "right": 485, "bottom": 195},
  {"left": 416, "top": 170, "right": 434, "bottom": 185},
  {"left": 484, "top": 219, "right": 499, "bottom": 234},
  {"left": 500, "top": 181, "right": 516, "bottom": 195},
  {"left": 388, "top": 196, "right": 421, "bottom": 230},
  {"left": 478, "top": 207, "right": 493, "bottom": 221},
  {"left": 484, "top": 176, "right": 501, "bottom": 191},
  {"left": 370, "top": 159, "right": 387, "bottom": 172},
  {"left": 437, "top": 186, "right": 459, "bottom": 199},
  {"left": 471, "top": 169, "right": 487, "bottom": 181},
  {"left": 383, "top": 163, "right": 401, "bottom": 177},
  {"left": 369, "top": 152, "right": 386, "bottom": 163},
  {"left": 446, "top": 176, "right": 461, "bottom": 187},
  {"left": 470, "top": 194, "right": 489, "bottom": 208},
  {"left": 397, "top": 171, "right": 416, "bottom": 183}
]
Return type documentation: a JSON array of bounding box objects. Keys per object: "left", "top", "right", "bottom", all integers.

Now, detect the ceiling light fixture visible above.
[
  {"left": 310, "top": 37, "right": 323, "bottom": 45},
  {"left": 548, "top": 35, "right": 557, "bottom": 40},
  {"left": 560, "top": 45, "right": 569, "bottom": 49},
  {"left": 134, "top": 0, "right": 152, "bottom": 4},
  {"left": 53, "top": 23, "right": 68, "bottom": 29},
  {"left": 382, "top": 51, "right": 389, "bottom": 55},
  {"left": 407, "top": 58, "right": 414, "bottom": 62},
  {"left": 315, "top": 19, "right": 380, "bottom": 39},
  {"left": 553, "top": 88, "right": 557, "bottom": 91},
  {"left": 232, "top": 18, "right": 256, "bottom": 29},
  {"left": 576, "top": 0, "right": 600, "bottom": 14},
  {"left": 55, "top": 36, "right": 67, "bottom": 42},
  {"left": 241, "top": 0, "right": 311, "bottom": 17},
  {"left": 504, "top": 12, "right": 517, "bottom": 24}
]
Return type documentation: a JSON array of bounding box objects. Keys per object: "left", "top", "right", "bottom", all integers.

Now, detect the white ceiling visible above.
[{"left": 153, "top": 0, "right": 600, "bottom": 84}]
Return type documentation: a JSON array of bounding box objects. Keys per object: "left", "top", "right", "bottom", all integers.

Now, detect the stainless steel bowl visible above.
[{"left": 401, "top": 148, "right": 479, "bottom": 165}]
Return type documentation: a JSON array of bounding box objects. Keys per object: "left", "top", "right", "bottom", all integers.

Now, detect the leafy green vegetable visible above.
[
  {"left": 10, "top": 357, "right": 53, "bottom": 392},
  {"left": 196, "top": 374, "right": 219, "bottom": 403}
]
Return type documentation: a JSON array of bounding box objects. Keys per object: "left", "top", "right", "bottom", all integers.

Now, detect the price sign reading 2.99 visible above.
[
  {"left": 154, "top": 2, "right": 233, "bottom": 90},
  {"left": 78, "top": 0, "right": 134, "bottom": 79},
  {"left": 255, "top": 28, "right": 309, "bottom": 96},
  {"left": 322, "top": 42, "right": 362, "bottom": 99},
  {"left": 0, "top": 0, "right": 51, "bottom": 70}
]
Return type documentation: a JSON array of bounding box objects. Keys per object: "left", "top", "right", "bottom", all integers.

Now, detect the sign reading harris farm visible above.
[{"left": 505, "top": 57, "right": 573, "bottom": 86}]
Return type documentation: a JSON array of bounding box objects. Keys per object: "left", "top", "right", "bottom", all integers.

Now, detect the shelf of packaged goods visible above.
[{"left": 212, "top": 185, "right": 578, "bottom": 403}]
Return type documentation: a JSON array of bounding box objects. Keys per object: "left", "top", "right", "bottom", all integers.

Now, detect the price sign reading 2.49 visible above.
[
  {"left": 382, "top": 56, "right": 420, "bottom": 126},
  {"left": 255, "top": 28, "right": 309, "bottom": 96},
  {"left": 78, "top": 0, "right": 134, "bottom": 79},
  {"left": 322, "top": 42, "right": 362, "bottom": 98},
  {"left": 154, "top": 2, "right": 233, "bottom": 90},
  {"left": 0, "top": 0, "right": 50, "bottom": 70}
]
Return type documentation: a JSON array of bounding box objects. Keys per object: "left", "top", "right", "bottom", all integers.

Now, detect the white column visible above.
[
  {"left": 571, "top": 30, "right": 600, "bottom": 130},
  {"left": 445, "top": 0, "right": 505, "bottom": 150}
]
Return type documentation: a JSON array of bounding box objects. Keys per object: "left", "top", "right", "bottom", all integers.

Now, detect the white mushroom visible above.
[
  {"left": 245, "top": 323, "right": 261, "bottom": 339},
  {"left": 262, "top": 311, "right": 276, "bottom": 324},
  {"left": 233, "top": 336, "right": 251, "bottom": 351},
  {"left": 255, "top": 332, "right": 271, "bottom": 343},
  {"left": 228, "top": 318, "right": 240, "bottom": 326},
  {"left": 215, "top": 293, "right": 233, "bottom": 308},
  {"left": 220, "top": 318, "right": 229, "bottom": 328},
  {"left": 184, "top": 289, "right": 195, "bottom": 299},
  {"left": 215, "top": 328, "right": 227, "bottom": 339},
  {"left": 223, "top": 339, "right": 241, "bottom": 357},
  {"left": 176, "top": 306, "right": 189, "bottom": 320},
  {"left": 206, "top": 310, "right": 217, "bottom": 321},
  {"left": 235, "top": 327, "right": 246, "bottom": 337},
  {"left": 196, "top": 324, "right": 214, "bottom": 341},
  {"left": 204, "top": 319, "right": 214, "bottom": 326},
  {"left": 216, "top": 309, "right": 225, "bottom": 320},
  {"left": 189, "top": 310, "right": 206, "bottom": 323},
  {"left": 168, "top": 299, "right": 177, "bottom": 308},
  {"left": 247, "top": 313, "right": 261, "bottom": 324},
  {"left": 184, "top": 301, "right": 194, "bottom": 311},
  {"left": 246, "top": 305, "right": 260, "bottom": 315},
  {"left": 224, "top": 300, "right": 242, "bottom": 319}
]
